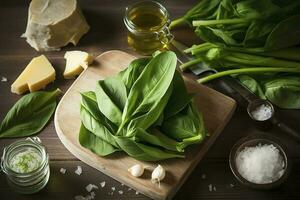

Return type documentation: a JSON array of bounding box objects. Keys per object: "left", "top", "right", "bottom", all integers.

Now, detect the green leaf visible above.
[
  {"left": 0, "top": 89, "right": 60, "bottom": 138},
  {"left": 80, "top": 105, "right": 119, "bottom": 148},
  {"left": 114, "top": 133, "right": 184, "bottom": 161},
  {"left": 133, "top": 128, "right": 184, "bottom": 152},
  {"left": 79, "top": 123, "right": 120, "bottom": 156},
  {"left": 161, "top": 101, "right": 206, "bottom": 145},
  {"left": 237, "top": 75, "right": 266, "bottom": 99},
  {"left": 263, "top": 76, "right": 300, "bottom": 109},
  {"left": 164, "top": 71, "right": 194, "bottom": 119},
  {"left": 95, "top": 77, "right": 127, "bottom": 126},
  {"left": 120, "top": 51, "right": 177, "bottom": 132},
  {"left": 118, "top": 57, "right": 150, "bottom": 93},
  {"left": 265, "top": 15, "right": 300, "bottom": 50}
]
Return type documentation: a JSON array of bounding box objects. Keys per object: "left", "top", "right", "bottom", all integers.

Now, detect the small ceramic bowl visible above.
[{"left": 229, "top": 134, "right": 291, "bottom": 190}]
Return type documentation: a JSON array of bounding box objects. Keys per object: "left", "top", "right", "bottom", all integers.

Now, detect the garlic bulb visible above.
[
  {"left": 128, "top": 164, "right": 145, "bottom": 177},
  {"left": 151, "top": 165, "right": 165, "bottom": 183}
]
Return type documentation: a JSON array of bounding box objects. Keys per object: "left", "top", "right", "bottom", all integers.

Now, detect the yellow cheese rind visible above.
[
  {"left": 63, "top": 51, "right": 93, "bottom": 79},
  {"left": 11, "top": 55, "right": 56, "bottom": 95}
]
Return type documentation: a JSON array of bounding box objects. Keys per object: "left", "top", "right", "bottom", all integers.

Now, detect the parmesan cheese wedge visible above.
[
  {"left": 63, "top": 51, "right": 93, "bottom": 79},
  {"left": 22, "top": 0, "right": 90, "bottom": 51},
  {"left": 11, "top": 55, "right": 56, "bottom": 95}
]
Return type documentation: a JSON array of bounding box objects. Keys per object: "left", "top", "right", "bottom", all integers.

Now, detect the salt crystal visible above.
[
  {"left": 250, "top": 104, "right": 273, "bottom": 121},
  {"left": 74, "top": 196, "right": 86, "bottom": 200},
  {"left": 75, "top": 166, "right": 82, "bottom": 175},
  {"left": 90, "top": 191, "right": 95, "bottom": 198},
  {"left": 60, "top": 168, "right": 66, "bottom": 174},
  {"left": 135, "top": 191, "right": 139, "bottom": 195},
  {"left": 118, "top": 190, "right": 123, "bottom": 195},
  {"left": 121, "top": 183, "right": 124, "bottom": 186},
  {"left": 128, "top": 188, "right": 132, "bottom": 191},
  {"left": 85, "top": 184, "right": 98, "bottom": 192},
  {"left": 1, "top": 76, "right": 7, "bottom": 82},
  {"left": 111, "top": 187, "right": 115, "bottom": 191},
  {"left": 213, "top": 186, "right": 217, "bottom": 191},
  {"left": 201, "top": 174, "right": 206, "bottom": 179},
  {"left": 208, "top": 184, "right": 212, "bottom": 192},
  {"left": 229, "top": 183, "right": 234, "bottom": 188},
  {"left": 100, "top": 181, "right": 106, "bottom": 188},
  {"left": 236, "top": 144, "right": 285, "bottom": 184}
]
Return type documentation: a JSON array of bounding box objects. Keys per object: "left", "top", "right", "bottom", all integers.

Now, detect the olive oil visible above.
[{"left": 124, "top": 1, "right": 173, "bottom": 55}]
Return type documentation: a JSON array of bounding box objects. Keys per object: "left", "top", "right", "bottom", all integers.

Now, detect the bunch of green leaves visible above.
[
  {"left": 79, "top": 51, "right": 206, "bottom": 161},
  {"left": 171, "top": 0, "right": 300, "bottom": 51},
  {"left": 180, "top": 44, "right": 300, "bottom": 109},
  {"left": 0, "top": 89, "right": 61, "bottom": 138}
]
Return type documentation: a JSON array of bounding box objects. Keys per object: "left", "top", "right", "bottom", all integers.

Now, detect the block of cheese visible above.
[
  {"left": 22, "top": 0, "right": 90, "bottom": 52},
  {"left": 11, "top": 55, "right": 56, "bottom": 95},
  {"left": 63, "top": 51, "right": 93, "bottom": 79}
]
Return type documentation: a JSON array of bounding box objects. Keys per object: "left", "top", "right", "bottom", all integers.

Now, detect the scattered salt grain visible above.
[
  {"left": 201, "top": 174, "right": 206, "bottom": 179},
  {"left": 90, "top": 192, "right": 95, "bottom": 199},
  {"left": 135, "top": 191, "right": 139, "bottom": 195},
  {"left": 208, "top": 184, "right": 212, "bottom": 192},
  {"left": 60, "top": 168, "right": 66, "bottom": 174},
  {"left": 74, "top": 195, "right": 86, "bottom": 200},
  {"left": 85, "top": 184, "right": 98, "bottom": 192},
  {"left": 213, "top": 186, "right": 217, "bottom": 191},
  {"left": 118, "top": 190, "right": 123, "bottom": 195},
  {"left": 75, "top": 166, "right": 82, "bottom": 175},
  {"left": 236, "top": 144, "right": 285, "bottom": 184},
  {"left": 111, "top": 187, "right": 115, "bottom": 191},
  {"left": 121, "top": 183, "right": 124, "bottom": 186},
  {"left": 229, "top": 183, "right": 234, "bottom": 188},
  {"left": 128, "top": 187, "right": 132, "bottom": 191},
  {"left": 1, "top": 76, "right": 7, "bottom": 82},
  {"left": 250, "top": 104, "right": 273, "bottom": 121},
  {"left": 100, "top": 181, "right": 106, "bottom": 188}
]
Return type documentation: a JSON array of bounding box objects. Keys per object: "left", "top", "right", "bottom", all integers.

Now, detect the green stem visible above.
[
  {"left": 225, "top": 53, "right": 300, "bottom": 68},
  {"left": 198, "top": 67, "right": 300, "bottom": 83},
  {"left": 180, "top": 58, "right": 203, "bottom": 71},
  {"left": 170, "top": 17, "right": 187, "bottom": 29},
  {"left": 193, "top": 18, "right": 250, "bottom": 26}
]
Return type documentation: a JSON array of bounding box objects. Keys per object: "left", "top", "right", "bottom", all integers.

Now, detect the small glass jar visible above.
[
  {"left": 124, "top": 1, "right": 173, "bottom": 55},
  {"left": 0, "top": 137, "right": 50, "bottom": 194}
]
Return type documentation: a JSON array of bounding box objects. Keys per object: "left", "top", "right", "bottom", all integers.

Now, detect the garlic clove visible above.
[
  {"left": 151, "top": 164, "right": 166, "bottom": 183},
  {"left": 128, "top": 164, "right": 145, "bottom": 177}
]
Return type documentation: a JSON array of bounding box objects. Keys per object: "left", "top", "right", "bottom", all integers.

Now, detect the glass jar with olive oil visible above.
[{"left": 124, "top": 1, "right": 173, "bottom": 55}]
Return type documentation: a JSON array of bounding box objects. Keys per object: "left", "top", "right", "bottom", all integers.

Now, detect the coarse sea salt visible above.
[
  {"left": 85, "top": 184, "right": 98, "bottom": 192},
  {"left": 236, "top": 144, "right": 285, "bottom": 184},
  {"left": 60, "top": 168, "right": 67, "bottom": 174},
  {"left": 250, "top": 104, "right": 273, "bottom": 121},
  {"left": 75, "top": 166, "right": 82, "bottom": 175}
]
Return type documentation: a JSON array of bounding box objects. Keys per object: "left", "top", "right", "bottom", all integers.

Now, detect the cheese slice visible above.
[
  {"left": 63, "top": 51, "right": 93, "bottom": 79},
  {"left": 22, "top": 0, "right": 90, "bottom": 51},
  {"left": 11, "top": 55, "right": 56, "bottom": 95}
]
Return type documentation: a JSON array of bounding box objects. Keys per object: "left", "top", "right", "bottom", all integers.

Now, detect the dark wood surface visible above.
[{"left": 0, "top": 0, "right": 299, "bottom": 199}]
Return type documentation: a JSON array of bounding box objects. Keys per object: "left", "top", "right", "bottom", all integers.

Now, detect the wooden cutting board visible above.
[{"left": 54, "top": 50, "right": 236, "bottom": 200}]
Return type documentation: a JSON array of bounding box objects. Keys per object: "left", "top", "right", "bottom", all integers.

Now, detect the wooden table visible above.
[{"left": 0, "top": 0, "right": 299, "bottom": 199}]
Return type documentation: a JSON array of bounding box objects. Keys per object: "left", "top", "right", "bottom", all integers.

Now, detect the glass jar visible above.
[
  {"left": 124, "top": 1, "right": 173, "bottom": 55},
  {"left": 0, "top": 137, "right": 50, "bottom": 194}
]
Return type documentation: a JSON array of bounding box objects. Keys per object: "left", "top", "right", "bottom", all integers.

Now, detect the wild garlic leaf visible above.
[
  {"left": 161, "top": 101, "right": 205, "bottom": 142},
  {"left": 263, "top": 76, "right": 300, "bottom": 109},
  {"left": 114, "top": 133, "right": 184, "bottom": 161},
  {"left": 80, "top": 105, "right": 119, "bottom": 148},
  {"left": 95, "top": 77, "right": 127, "bottom": 126},
  {"left": 164, "top": 71, "right": 194, "bottom": 119},
  {"left": 118, "top": 57, "right": 150, "bottom": 93},
  {"left": 79, "top": 123, "right": 120, "bottom": 156},
  {"left": 120, "top": 51, "right": 177, "bottom": 131},
  {"left": 0, "top": 89, "right": 60, "bottom": 138}
]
